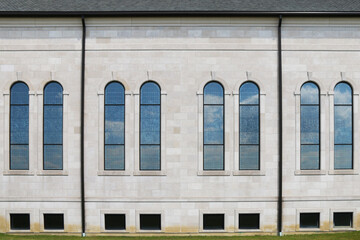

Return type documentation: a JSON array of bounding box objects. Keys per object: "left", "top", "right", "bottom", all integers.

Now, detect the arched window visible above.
[
  {"left": 104, "top": 82, "right": 125, "bottom": 170},
  {"left": 300, "top": 82, "right": 320, "bottom": 170},
  {"left": 140, "top": 82, "right": 161, "bottom": 170},
  {"left": 203, "top": 81, "right": 224, "bottom": 170},
  {"left": 334, "top": 82, "right": 353, "bottom": 169},
  {"left": 10, "top": 82, "right": 29, "bottom": 170},
  {"left": 239, "top": 82, "right": 260, "bottom": 170},
  {"left": 43, "top": 82, "right": 63, "bottom": 170}
]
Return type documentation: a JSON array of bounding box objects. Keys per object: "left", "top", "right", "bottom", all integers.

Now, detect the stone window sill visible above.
[
  {"left": 294, "top": 170, "right": 326, "bottom": 175},
  {"left": 98, "top": 170, "right": 131, "bottom": 176},
  {"left": 37, "top": 170, "right": 68, "bottom": 176},
  {"left": 197, "top": 171, "right": 231, "bottom": 176},
  {"left": 328, "top": 170, "right": 358, "bottom": 175},
  {"left": 133, "top": 171, "right": 166, "bottom": 176},
  {"left": 233, "top": 170, "right": 265, "bottom": 176},
  {"left": 3, "top": 170, "right": 35, "bottom": 176}
]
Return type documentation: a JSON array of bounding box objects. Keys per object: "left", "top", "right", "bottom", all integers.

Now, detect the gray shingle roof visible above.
[{"left": 1, "top": 0, "right": 360, "bottom": 15}]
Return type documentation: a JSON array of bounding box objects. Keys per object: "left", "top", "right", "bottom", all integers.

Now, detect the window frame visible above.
[
  {"left": 234, "top": 209, "right": 263, "bottom": 233},
  {"left": 100, "top": 210, "right": 130, "bottom": 233},
  {"left": 42, "top": 81, "right": 64, "bottom": 171},
  {"left": 296, "top": 209, "right": 325, "bottom": 232},
  {"left": 6, "top": 209, "right": 34, "bottom": 233},
  {"left": 103, "top": 81, "right": 126, "bottom": 171},
  {"left": 329, "top": 80, "right": 359, "bottom": 175},
  {"left": 294, "top": 80, "right": 326, "bottom": 175},
  {"left": 136, "top": 210, "right": 164, "bottom": 233},
  {"left": 330, "top": 209, "right": 356, "bottom": 231},
  {"left": 199, "top": 210, "right": 227, "bottom": 233}
]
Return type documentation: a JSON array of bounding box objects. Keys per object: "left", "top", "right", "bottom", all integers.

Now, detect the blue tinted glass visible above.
[
  {"left": 44, "top": 145, "right": 63, "bottom": 170},
  {"left": 301, "top": 106, "right": 319, "bottom": 144},
  {"left": 334, "top": 106, "right": 352, "bottom": 144},
  {"left": 334, "top": 145, "right": 353, "bottom": 169},
  {"left": 105, "top": 145, "right": 125, "bottom": 170},
  {"left": 141, "top": 82, "right": 160, "bottom": 105},
  {"left": 204, "top": 145, "right": 224, "bottom": 170},
  {"left": 204, "top": 82, "right": 223, "bottom": 105},
  {"left": 240, "top": 105, "right": 259, "bottom": 144},
  {"left": 105, "top": 82, "right": 125, "bottom": 105},
  {"left": 105, "top": 105, "right": 125, "bottom": 144},
  {"left": 140, "top": 145, "right": 160, "bottom": 170},
  {"left": 300, "top": 145, "right": 320, "bottom": 170},
  {"left": 240, "top": 82, "right": 259, "bottom": 104},
  {"left": 140, "top": 105, "right": 160, "bottom": 144},
  {"left": 204, "top": 105, "right": 223, "bottom": 144},
  {"left": 10, "top": 105, "right": 29, "bottom": 144},
  {"left": 334, "top": 83, "right": 352, "bottom": 105},
  {"left": 239, "top": 145, "right": 259, "bottom": 170},
  {"left": 11, "top": 82, "right": 29, "bottom": 105},
  {"left": 301, "top": 82, "right": 319, "bottom": 104},
  {"left": 44, "top": 82, "right": 63, "bottom": 105},
  {"left": 10, "top": 145, "right": 29, "bottom": 170},
  {"left": 44, "top": 106, "right": 63, "bottom": 144}
]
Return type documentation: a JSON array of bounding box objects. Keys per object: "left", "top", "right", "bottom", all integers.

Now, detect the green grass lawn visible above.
[{"left": 1, "top": 232, "right": 360, "bottom": 240}]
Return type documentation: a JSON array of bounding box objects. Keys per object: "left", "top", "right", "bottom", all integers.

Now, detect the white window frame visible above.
[
  {"left": 100, "top": 210, "right": 130, "bottom": 233},
  {"left": 330, "top": 208, "right": 356, "bottom": 231},
  {"left": 6, "top": 209, "right": 35, "bottom": 233},
  {"left": 235, "top": 209, "right": 263, "bottom": 232},
  {"left": 36, "top": 81, "right": 69, "bottom": 176},
  {"left": 296, "top": 209, "right": 326, "bottom": 232},
  {"left": 97, "top": 79, "right": 132, "bottom": 176},
  {"left": 40, "top": 209, "right": 67, "bottom": 232},
  {"left": 328, "top": 78, "right": 359, "bottom": 175},
  {"left": 199, "top": 210, "right": 227, "bottom": 233},
  {"left": 133, "top": 80, "right": 167, "bottom": 176},
  {"left": 197, "top": 79, "right": 231, "bottom": 176},
  {"left": 294, "top": 79, "right": 327, "bottom": 175},
  {"left": 136, "top": 210, "right": 164, "bottom": 233},
  {"left": 3, "top": 79, "right": 36, "bottom": 176},
  {"left": 233, "top": 78, "right": 266, "bottom": 176}
]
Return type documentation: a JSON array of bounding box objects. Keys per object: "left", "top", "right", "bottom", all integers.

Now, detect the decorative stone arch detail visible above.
[
  {"left": 294, "top": 76, "right": 326, "bottom": 95},
  {"left": 135, "top": 79, "right": 166, "bottom": 95},
  {"left": 233, "top": 78, "right": 266, "bottom": 96},
  {"left": 98, "top": 79, "right": 131, "bottom": 95},
  {"left": 5, "top": 79, "right": 35, "bottom": 93},
  {"left": 329, "top": 78, "right": 359, "bottom": 95},
  {"left": 197, "top": 78, "right": 230, "bottom": 95}
]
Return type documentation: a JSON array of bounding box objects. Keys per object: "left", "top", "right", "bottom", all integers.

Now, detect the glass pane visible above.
[
  {"left": 203, "top": 214, "right": 224, "bottom": 230},
  {"left": 44, "top": 105, "right": 63, "bottom": 144},
  {"left": 140, "top": 105, "right": 160, "bottom": 144},
  {"left": 105, "top": 145, "right": 125, "bottom": 170},
  {"left": 300, "top": 213, "right": 319, "bottom": 228},
  {"left": 10, "top": 145, "right": 29, "bottom": 170},
  {"left": 204, "top": 82, "right": 223, "bottom": 105},
  {"left": 239, "top": 214, "right": 260, "bottom": 229},
  {"left": 11, "top": 82, "right": 29, "bottom": 105},
  {"left": 334, "top": 213, "right": 352, "bottom": 227},
  {"left": 204, "top": 105, "right": 223, "bottom": 144},
  {"left": 140, "top": 145, "right": 160, "bottom": 170},
  {"left": 44, "top": 145, "right": 63, "bottom": 170},
  {"left": 301, "top": 82, "right": 319, "bottom": 104},
  {"left": 240, "top": 82, "right": 259, "bottom": 104},
  {"left": 44, "top": 82, "right": 63, "bottom": 105},
  {"left": 105, "top": 105, "right": 125, "bottom": 144},
  {"left": 335, "top": 145, "right": 353, "bottom": 169},
  {"left": 10, "top": 105, "right": 29, "bottom": 144},
  {"left": 239, "top": 145, "right": 259, "bottom": 170},
  {"left": 204, "top": 145, "right": 224, "bottom": 170},
  {"left": 334, "top": 83, "right": 352, "bottom": 105},
  {"left": 334, "top": 106, "right": 352, "bottom": 144},
  {"left": 240, "top": 105, "right": 259, "bottom": 144},
  {"left": 141, "top": 82, "right": 160, "bottom": 104},
  {"left": 301, "top": 106, "right": 319, "bottom": 144},
  {"left": 300, "top": 145, "right": 320, "bottom": 170},
  {"left": 105, "top": 82, "right": 125, "bottom": 105}
]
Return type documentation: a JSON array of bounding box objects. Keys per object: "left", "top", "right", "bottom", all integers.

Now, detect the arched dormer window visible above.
[
  {"left": 300, "top": 82, "right": 320, "bottom": 170},
  {"left": 104, "top": 82, "right": 125, "bottom": 170},
  {"left": 239, "top": 82, "right": 260, "bottom": 170},
  {"left": 203, "top": 81, "right": 224, "bottom": 170},
  {"left": 334, "top": 82, "right": 353, "bottom": 169},
  {"left": 140, "top": 82, "right": 161, "bottom": 170},
  {"left": 43, "top": 82, "right": 63, "bottom": 170},
  {"left": 10, "top": 82, "right": 29, "bottom": 170}
]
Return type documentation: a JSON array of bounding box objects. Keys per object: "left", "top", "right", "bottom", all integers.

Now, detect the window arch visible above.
[
  {"left": 300, "top": 82, "right": 320, "bottom": 170},
  {"left": 334, "top": 82, "right": 353, "bottom": 169},
  {"left": 10, "top": 82, "right": 29, "bottom": 170},
  {"left": 43, "top": 82, "right": 63, "bottom": 170},
  {"left": 203, "top": 81, "right": 224, "bottom": 170},
  {"left": 239, "top": 82, "right": 260, "bottom": 170},
  {"left": 140, "top": 81, "right": 161, "bottom": 170},
  {"left": 104, "top": 82, "right": 125, "bottom": 170}
]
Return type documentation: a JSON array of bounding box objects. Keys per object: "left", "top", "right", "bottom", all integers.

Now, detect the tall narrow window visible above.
[
  {"left": 105, "top": 82, "right": 125, "bottom": 170},
  {"left": 203, "top": 82, "right": 224, "bottom": 170},
  {"left": 10, "top": 82, "right": 29, "bottom": 170},
  {"left": 140, "top": 82, "right": 161, "bottom": 170},
  {"left": 239, "top": 82, "right": 260, "bottom": 170},
  {"left": 300, "top": 82, "right": 320, "bottom": 170},
  {"left": 43, "top": 82, "right": 63, "bottom": 170},
  {"left": 334, "top": 82, "right": 353, "bottom": 169}
]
